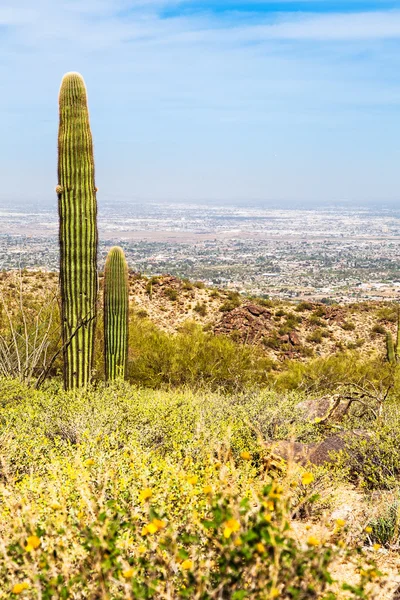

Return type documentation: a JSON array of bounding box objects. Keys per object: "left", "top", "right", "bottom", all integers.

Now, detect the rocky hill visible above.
[{"left": 0, "top": 269, "right": 396, "bottom": 364}]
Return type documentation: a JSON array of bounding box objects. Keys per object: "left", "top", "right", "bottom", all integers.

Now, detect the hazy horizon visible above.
[{"left": 2, "top": 0, "right": 400, "bottom": 209}]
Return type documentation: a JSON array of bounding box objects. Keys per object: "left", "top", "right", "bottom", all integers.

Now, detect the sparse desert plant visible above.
[
  {"left": 342, "top": 321, "right": 356, "bottom": 331},
  {"left": 0, "top": 273, "right": 60, "bottom": 385},
  {"left": 164, "top": 287, "right": 178, "bottom": 301},
  {"left": 104, "top": 247, "right": 129, "bottom": 381},
  {"left": 57, "top": 72, "right": 98, "bottom": 390},
  {"left": 295, "top": 301, "right": 313, "bottom": 312},
  {"left": 194, "top": 302, "right": 207, "bottom": 316}
]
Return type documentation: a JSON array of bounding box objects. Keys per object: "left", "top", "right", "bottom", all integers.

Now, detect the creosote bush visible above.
[{"left": 127, "top": 318, "right": 274, "bottom": 390}]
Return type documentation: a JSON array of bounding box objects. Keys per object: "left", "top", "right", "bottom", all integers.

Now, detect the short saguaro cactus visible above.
[{"left": 104, "top": 247, "right": 129, "bottom": 381}]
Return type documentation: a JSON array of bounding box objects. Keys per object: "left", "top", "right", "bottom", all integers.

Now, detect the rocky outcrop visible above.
[
  {"left": 214, "top": 303, "right": 277, "bottom": 343},
  {"left": 271, "top": 431, "right": 371, "bottom": 467}
]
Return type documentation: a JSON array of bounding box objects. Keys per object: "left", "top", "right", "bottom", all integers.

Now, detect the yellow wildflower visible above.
[
  {"left": 301, "top": 472, "right": 314, "bottom": 485},
  {"left": 122, "top": 568, "right": 134, "bottom": 578},
  {"left": 84, "top": 458, "right": 95, "bottom": 467},
  {"left": 138, "top": 545, "right": 146, "bottom": 554},
  {"left": 365, "top": 526, "right": 372, "bottom": 533},
  {"left": 145, "top": 523, "right": 158, "bottom": 534},
  {"left": 307, "top": 536, "right": 320, "bottom": 547},
  {"left": 270, "top": 588, "right": 280, "bottom": 598},
  {"left": 181, "top": 559, "right": 194, "bottom": 570},
  {"left": 25, "top": 535, "right": 40, "bottom": 552},
  {"left": 256, "top": 542, "right": 266, "bottom": 553},
  {"left": 50, "top": 502, "right": 62, "bottom": 510},
  {"left": 12, "top": 582, "right": 30, "bottom": 594},
  {"left": 269, "top": 484, "right": 283, "bottom": 499},
  {"left": 203, "top": 485, "right": 213, "bottom": 495},
  {"left": 234, "top": 537, "right": 243, "bottom": 546},
  {"left": 335, "top": 519, "right": 346, "bottom": 528},
  {"left": 373, "top": 543, "right": 381, "bottom": 551},
  {"left": 138, "top": 488, "right": 152, "bottom": 502},
  {"left": 240, "top": 451, "right": 252, "bottom": 460},
  {"left": 264, "top": 513, "right": 272, "bottom": 523},
  {"left": 223, "top": 518, "right": 240, "bottom": 538},
  {"left": 153, "top": 518, "right": 166, "bottom": 530},
  {"left": 187, "top": 475, "right": 198, "bottom": 485},
  {"left": 142, "top": 519, "right": 166, "bottom": 535}
]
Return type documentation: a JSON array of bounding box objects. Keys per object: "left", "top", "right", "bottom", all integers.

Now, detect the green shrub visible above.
[
  {"left": 306, "top": 329, "right": 324, "bottom": 344},
  {"left": 127, "top": 318, "right": 273, "bottom": 390},
  {"left": 336, "top": 429, "right": 400, "bottom": 490},
  {"left": 296, "top": 301, "right": 313, "bottom": 312},
  {"left": 273, "top": 352, "right": 390, "bottom": 393},
  {"left": 194, "top": 302, "right": 207, "bottom": 316},
  {"left": 371, "top": 324, "right": 386, "bottom": 335},
  {"left": 342, "top": 321, "right": 356, "bottom": 331},
  {"left": 366, "top": 499, "right": 400, "bottom": 547},
  {"left": 377, "top": 306, "right": 397, "bottom": 323},
  {"left": 164, "top": 287, "right": 178, "bottom": 301},
  {"left": 220, "top": 298, "right": 240, "bottom": 312}
]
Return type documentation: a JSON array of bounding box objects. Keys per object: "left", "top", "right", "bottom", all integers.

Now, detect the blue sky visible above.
[{"left": 1, "top": 1, "right": 400, "bottom": 208}]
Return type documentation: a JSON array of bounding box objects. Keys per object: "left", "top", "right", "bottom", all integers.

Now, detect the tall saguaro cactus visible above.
[
  {"left": 57, "top": 72, "right": 98, "bottom": 390},
  {"left": 104, "top": 247, "right": 129, "bottom": 381}
]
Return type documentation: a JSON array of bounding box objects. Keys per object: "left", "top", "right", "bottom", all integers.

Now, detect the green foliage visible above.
[
  {"left": 0, "top": 378, "right": 377, "bottom": 599},
  {"left": 219, "top": 299, "right": 241, "bottom": 312},
  {"left": 295, "top": 301, "right": 314, "bottom": 312},
  {"left": 341, "top": 321, "right": 356, "bottom": 331},
  {"left": 127, "top": 318, "right": 273, "bottom": 390},
  {"left": 273, "top": 352, "right": 390, "bottom": 393},
  {"left": 193, "top": 302, "right": 207, "bottom": 316},
  {"left": 366, "top": 498, "right": 400, "bottom": 547},
  {"left": 377, "top": 306, "right": 397, "bottom": 323},
  {"left": 104, "top": 247, "right": 129, "bottom": 381},
  {"left": 57, "top": 72, "right": 98, "bottom": 390},
  {"left": 164, "top": 287, "right": 178, "bottom": 301},
  {"left": 371, "top": 324, "right": 386, "bottom": 335}
]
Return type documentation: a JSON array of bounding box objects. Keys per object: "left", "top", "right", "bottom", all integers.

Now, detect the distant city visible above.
[{"left": 1, "top": 201, "right": 400, "bottom": 303}]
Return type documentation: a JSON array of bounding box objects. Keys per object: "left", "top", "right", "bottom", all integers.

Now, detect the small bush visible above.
[
  {"left": 342, "top": 321, "right": 356, "bottom": 331},
  {"left": 194, "top": 302, "right": 207, "bottom": 317},
  {"left": 372, "top": 324, "right": 386, "bottom": 335},
  {"left": 220, "top": 298, "right": 241, "bottom": 312},
  {"left": 296, "top": 301, "right": 313, "bottom": 312},
  {"left": 377, "top": 306, "right": 397, "bottom": 323},
  {"left": 164, "top": 287, "right": 178, "bottom": 301},
  {"left": 306, "top": 329, "right": 324, "bottom": 344}
]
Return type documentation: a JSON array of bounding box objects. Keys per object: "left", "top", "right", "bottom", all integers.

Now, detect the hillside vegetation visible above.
[
  {"left": 1, "top": 377, "right": 400, "bottom": 599},
  {"left": 1, "top": 271, "right": 400, "bottom": 597}
]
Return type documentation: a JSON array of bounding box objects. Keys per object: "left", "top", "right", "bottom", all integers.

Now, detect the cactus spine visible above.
[
  {"left": 104, "top": 247, "right": 129, "bottom": 381},
  {"left": 57, "top": 72, "right": 98, "bottom": 390}
]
